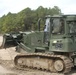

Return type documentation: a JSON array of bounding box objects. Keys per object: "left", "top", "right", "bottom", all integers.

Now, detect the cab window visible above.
[
  {"left": 52, "top": 18, "right": 64, "bottom": 34},
  {"left": 67, "top": 21, "right": 76, "bottom": 33}
]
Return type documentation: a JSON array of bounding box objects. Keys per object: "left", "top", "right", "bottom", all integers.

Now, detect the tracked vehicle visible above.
[{"left": 14, "top": 15, "right": 76, "bottom": 73}]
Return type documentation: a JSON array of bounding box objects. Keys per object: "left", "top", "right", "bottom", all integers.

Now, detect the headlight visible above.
[{"left": 52, "top": 40, "right": 63, "bottom": 49}]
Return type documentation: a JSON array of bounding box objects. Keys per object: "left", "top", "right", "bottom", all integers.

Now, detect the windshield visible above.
[
  {"left": 67, "top": 21, "right": 76, "bottom": 33},
  {"left": 52, "top": 18, "right": 64, "bottom": 34}
]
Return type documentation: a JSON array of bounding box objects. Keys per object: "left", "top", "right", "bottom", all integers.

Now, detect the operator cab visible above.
[
  {"left": 49, "top": 15, "right": 76, "bottom": 52},
  {"left": 38, "top": 15, "right": 76, "bottom": 52},
  {"left": 44, "top": 15, "right": 65, "bottom": 44}
]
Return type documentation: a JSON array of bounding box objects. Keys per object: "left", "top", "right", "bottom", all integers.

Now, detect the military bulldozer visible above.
[{"left": 2, "top": 15, "right": 76, "bottom": 73}]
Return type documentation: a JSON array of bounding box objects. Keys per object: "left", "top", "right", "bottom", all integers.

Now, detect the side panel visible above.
[
  {"left": 22, "top": 31, "right": 44, "bottom": 52},
  {"left": 49, "top": 36, "right": 76, "bottom": 52}
]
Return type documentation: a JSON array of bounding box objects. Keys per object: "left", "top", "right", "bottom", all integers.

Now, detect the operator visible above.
[{"left": 44, "top": 19, "right": 50, "bottom": 43}]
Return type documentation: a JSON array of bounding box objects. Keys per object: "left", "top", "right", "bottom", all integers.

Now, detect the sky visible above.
[{"left": 0, "top": 0, "right": 76, "bottom": 17}]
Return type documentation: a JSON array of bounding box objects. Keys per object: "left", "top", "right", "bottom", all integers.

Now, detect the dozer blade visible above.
[{"left": 0, "top": 33, "right": 23, "bottom": 48}]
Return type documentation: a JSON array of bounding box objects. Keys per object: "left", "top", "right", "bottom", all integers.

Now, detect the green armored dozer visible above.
[
  {"left": 14, "top": 15, "right": 76, "bottom": 73},
  {"left": 0, "top": 32, "right": 23, "bottom": 48},
  {"left": 2, "top": 15, "right": 76, "bottom": 73}
]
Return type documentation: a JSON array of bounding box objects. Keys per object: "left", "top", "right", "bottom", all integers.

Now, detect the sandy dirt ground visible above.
[{"left": 0, "top": 36, "right": 76, "bottom": 75}]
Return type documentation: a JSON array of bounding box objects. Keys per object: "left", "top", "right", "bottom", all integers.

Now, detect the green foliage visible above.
[{"left": 0, "top": 6, "right": 62, "bottom": 33}]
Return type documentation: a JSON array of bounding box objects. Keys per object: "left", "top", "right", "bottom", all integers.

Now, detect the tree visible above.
[{"left": 0, "top": 6, "right": 62, "bottom": 33}]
